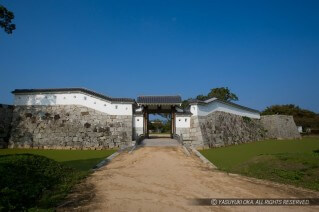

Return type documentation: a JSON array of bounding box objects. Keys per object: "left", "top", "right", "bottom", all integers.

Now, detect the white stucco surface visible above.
[
  {"left": 14, "top": 93, "right": 133, "bottom": 115},
  {"left": 175, "top": 116, "right": 191, "bottom": 128},
  {"left": 190, "top": 101, "right": 260, "bottom": 119},
  {"left": 133, "top": 115, "right": 144, "bottom": 128}
]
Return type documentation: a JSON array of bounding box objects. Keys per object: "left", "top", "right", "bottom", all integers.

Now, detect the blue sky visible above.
[{"left": 1, "top": 0, "right": 319, "bottom": 112}]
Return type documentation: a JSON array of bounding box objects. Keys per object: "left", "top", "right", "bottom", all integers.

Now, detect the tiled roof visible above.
[
  {"left": 189, "top": 98, "right": 259, "bottom": 113},
  {"left": 12, "top": 88, "right": 135, "bottom": 103},
  {"left": 175, "top": 111, "right": 192, "bottom": 116},
  {"left": 0, "top": 104, "right": 14, "bottom": 109},
  {"left": 137, "top": 95, "right": 182, "bottom": 105}
]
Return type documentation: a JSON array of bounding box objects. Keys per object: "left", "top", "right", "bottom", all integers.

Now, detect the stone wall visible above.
[
  {"left": 133, "top": 127, "right": 143, "bottom": 140},
  {"left": 188, "top": 112, "right": 301, "bottom": 148},
  {"left": 9, "top": 105, "right": 133, "bottom": 149},
  {"left": 0, "top": 104, "right": 13, "bottom": 148},
  {"left": 4, "top": 104, "right": 301, "bottom": 149},
  {"left": 188, "top": 116, "right": 206, "bottom": 148},
  {"left": 260, "top": 115, "right": 301, "bottom": 139},
  {"left": 175, "top": 128, "right": 190, "bottom": 140},
  {"left": 189, "top": 111, "right": 266, "bottom": 148}
]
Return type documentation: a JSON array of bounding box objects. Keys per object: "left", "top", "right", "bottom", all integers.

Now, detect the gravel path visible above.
[{"left": 59, "top": 142, "right": 319, "bottom": 211}]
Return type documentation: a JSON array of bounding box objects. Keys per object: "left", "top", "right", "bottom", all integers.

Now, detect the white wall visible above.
[
  {"left": 175, "top": 115, "right": 191, "bottom": 128},
  {"left": 14, "top": 93, "right": 133, "bottom": 115},
  {"left": 133, "top": 115, "right": 144, "bottom": 128},
  {"left": 133, "top": 114, "right": 190, "bottom": 129},
  {"left": 190, "top": 101, "right": 260, "bottom": 119}
]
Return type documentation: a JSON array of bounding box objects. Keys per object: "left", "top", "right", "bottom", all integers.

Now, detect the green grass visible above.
[
  {"left": 0, "top": 149, "right": 116, "bottom": 210},
  {"left": 200, "top": 137, "right": 319, "bottom": 191},
  {"left": 0, "top": 149, "right": 116, "bottom": 171}
]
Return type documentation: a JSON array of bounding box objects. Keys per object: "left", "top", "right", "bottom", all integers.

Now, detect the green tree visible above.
[
  {"left": 181, "top": 100, "right": 190, "bottom": 109},
  {"left": 262, "top": 104, "right": 319, "bottom": 128},
  {"left": 181, "top": 87, "right": 239, "bottom": 110},
  {"left": 207, "top": 87, "right": 238, "bottom": 101},
  {"left": 149, "top": 119, "right": 164, "bottom": 133},
  {"left": 162, "top": 121, "right": 171, "bottom": 133},
  {"left": 196, "top": 95, "right": 207, "bottom": 101},
  {"left": 0, "top": 5, "right": 16, "bottom": 34}
]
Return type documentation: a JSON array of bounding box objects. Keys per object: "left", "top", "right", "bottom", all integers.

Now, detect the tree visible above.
[
  {"left": 207, "top": 87, "right": 238, "bottom": 101},
  {"left": 181, "top": 87, "right": 238, "bottom": 110},
  {"left": 0, "top": 5, "right": 16, "bottom": 34},
  {"left": 149, "top": 119, "right": 164, "bottom": 133},
  {"left": 196, "top": 95, "right": 207, "bottom": 101},
  {"left": 261, "top": 104, "right": 319, "bottom": 128},
  {"left": 181, "top": 100, "right": 190, "bottom": 109},
  {"left": 148, "top": 119, "right": 171, "bottom": 133},
  {"left": 192, "top": 87, "right": 239, "bottom": 102}
]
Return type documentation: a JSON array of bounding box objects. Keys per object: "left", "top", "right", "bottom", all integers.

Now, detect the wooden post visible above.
[
  {"left": 173, "top": 111, "right": 176, "bottom": 135},
  {"left": 143, "top": 106, "right": 149, "bottom": 138},
  {"left": 143, "top": 107, "right": 146, "bottom": 137},
  {"left": 171, "top": 106, "right": 176, "bottom": 138},
  {"left": 146, "top": 112, "right": 149, "bottom": 138}
]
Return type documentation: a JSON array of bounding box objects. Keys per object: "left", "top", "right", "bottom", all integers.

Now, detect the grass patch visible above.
[
  {"left": 200, "top": 137, "right": 319, "bottom": 191},
  {"left": 0, "top": 149, "right": 116, "bottom": 171},
  {"left": 0, "top": 149, "right": 116, "bottom": 210},
  {"left": 230, "top": 153, "right": 319, "bottom": 191}
]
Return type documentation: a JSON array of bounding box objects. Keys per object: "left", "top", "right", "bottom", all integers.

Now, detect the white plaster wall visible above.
[
  {"left": 176, "top": 115, "right": 191, "bottom": 128},
  {"left": 190, "top": 104, "right": 201, "bottom": 116},
  {"left": 297, "top": 126, "right": 303, "bottom": 133},
  {"left": 14, "top": 93, "right": 133, "bottom": 115},
  {"left": 190, "top": 101, "right": 260, "bottom": 119},
  {"left": 133, "top": 115, "right": 144, "bottom": 128},
  {"left": 133, "top": 115, "right": 144, "bottom": 139}
]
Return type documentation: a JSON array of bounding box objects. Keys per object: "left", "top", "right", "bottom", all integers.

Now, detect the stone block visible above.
[{"left": 9, "top": 105, "right": 133, "bottom": 149}]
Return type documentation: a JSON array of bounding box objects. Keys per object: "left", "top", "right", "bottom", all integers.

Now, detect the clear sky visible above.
[{"left": 1, "top": 0, "right": 318, "bottom": 112}]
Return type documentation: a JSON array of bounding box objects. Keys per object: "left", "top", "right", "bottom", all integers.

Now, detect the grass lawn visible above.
[
  {"left": 200, "top": 137, "right": 319, "bottom": 191},
  {"left": 0, "top": 148, "right": 116, "bottom": 171}
]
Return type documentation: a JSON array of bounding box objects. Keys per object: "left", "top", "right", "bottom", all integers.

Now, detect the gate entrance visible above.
[{"left": 136, "top": 95, "right": 182, "bottom": 138}]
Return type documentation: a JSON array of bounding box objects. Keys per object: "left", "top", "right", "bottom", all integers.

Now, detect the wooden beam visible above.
[
  {"left": 147, "top": 109, "right": 173, "bottom": 114},
  {"left": 143, "top": 106, "right": 149, "bottom": 138},
  {"left": 146, "top": 112, "right": 149, "bottom": 138}
]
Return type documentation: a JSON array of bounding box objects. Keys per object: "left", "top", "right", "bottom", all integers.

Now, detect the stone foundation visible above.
[
  {"left": 3, "top": 104, "right": 301, "bottom": 150},
  {"left": 188, "top": 116, "right": 206, "bottom": 148},
  {"left": 176, "top": 128, "right": 190, "bottom": 140},
  {"left": 188, "top": 112, "right": 301, "bottom": 148},
  {"left": 260, "top": 115, "right": 301, "bottom": 139},
  {"left": 0, "top": 104, "right": 13, "bottom": 148},
  {"left": 133, "top": 127, "right": 143, "bottom": 140},
  {"left": 190, "top": 111, "right": 266, "bottom": 148},
  {"left": 9, "top": 105, "right": 133, "bottom": 149}
]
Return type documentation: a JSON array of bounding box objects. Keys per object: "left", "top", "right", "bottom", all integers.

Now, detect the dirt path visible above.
[{"left": 60, "top": 146, "right": 319, "bottom": 211}]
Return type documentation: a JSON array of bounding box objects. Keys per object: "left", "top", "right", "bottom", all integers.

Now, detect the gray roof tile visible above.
[
  {"left": 137, "top": 95, "right": 182, "bottom": 104},
  {"left": 189, "top": 97, "right": 259, "bottom": 113}
]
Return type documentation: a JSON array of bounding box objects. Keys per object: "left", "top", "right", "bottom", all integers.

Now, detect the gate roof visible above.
[{"left": 137, "top": 95, "right": 181, "bottom": 105}]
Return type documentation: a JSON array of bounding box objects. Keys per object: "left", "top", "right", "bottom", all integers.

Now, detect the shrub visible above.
[
  {"left": 242, "top": 116, "right": 251, "bottom": 123},
  {"left": 0, "top": 154, "right": 83, "bottom": 211}
]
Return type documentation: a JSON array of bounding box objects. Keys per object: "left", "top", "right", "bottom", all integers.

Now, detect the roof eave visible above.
[
  {"left": 12, "top": 88, "right": 135, "bottom": 104},
  {"left": 189, "top": 98, "right": 259, "bottom": 113},
  {"left": 137, "top": 103, "right": 181, "bottom": 106},
  {"left": 215, "top": 99, "right": 260, "bottom": 113}
]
